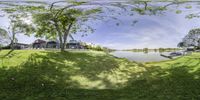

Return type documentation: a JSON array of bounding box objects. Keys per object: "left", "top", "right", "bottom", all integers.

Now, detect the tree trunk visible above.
[
  {"left": 10, "top": 32, "right": 15, "bottom": 50},
  {"left": 63, "top": 23, "right": 73, "bottom": 51},
  {"left": 10, "top": 40, "right": 14, "bottom": 50},
  {"left": 54, "top": 21, "right": 64, "bottom": 52},
  {"left": 63, "top": 36, "right": 67, "bottom": 51},
  {"left": 59, "top": 35, "right": 64, "bottom": 52},
  {"left": 0, "top": 44, "right": 2, "bottom": 51}
]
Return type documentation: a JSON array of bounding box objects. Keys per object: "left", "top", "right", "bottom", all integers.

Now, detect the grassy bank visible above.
[{"left": 0, "top": 50, "right": 200, "bottom": 100}]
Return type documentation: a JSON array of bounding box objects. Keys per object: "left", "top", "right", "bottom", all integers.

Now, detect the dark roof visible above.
[
  {"left": 67, "top": 43, "right": 80, "bottom": 45},
  {"left": 47, "top": 41, "right": 57, "bottom": 44},
  {"left": 69, "top": 40, "right": 78, "bottom": 43},
  {"left": 33, "top": 39, "right": 46, "bottom": 44}
]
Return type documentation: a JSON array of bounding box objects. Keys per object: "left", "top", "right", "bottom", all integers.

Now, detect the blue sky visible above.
[
  {"left": 1, "top": 1, "right": 200, "bottom": 50},
  {"left": 74, "top": 5, "right": 200, "bottom": 49}
]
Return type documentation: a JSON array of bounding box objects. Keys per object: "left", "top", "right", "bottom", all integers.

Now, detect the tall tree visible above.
[
  {"left": 0, "top": 5, "right": 35, "bottom": 50},
  {"left": 32, "top": 6, "right": 86, "bottom": 51},
  {"left": 181, "top": 28, "right": 200, "bottom": 48},
  {"left": 0, "top": 14, "right": 32, "bottom": 50},
  {"left": 0, "top": 1, "right": 127, "bottom": 51},
  {"left": 26, "top": 1, "right": 126, "bottom": 51}
]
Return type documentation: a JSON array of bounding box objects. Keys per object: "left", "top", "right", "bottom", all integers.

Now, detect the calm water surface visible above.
[{"left": 110, "top": 51, "right": 171, "bottom": 62}]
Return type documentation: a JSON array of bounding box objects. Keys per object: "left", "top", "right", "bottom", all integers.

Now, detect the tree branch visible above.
[
  {"left": 51, "top": 2, "right": 130, "bottom": 19},
  {"left": 50, "top": 0, "right": 67, "bottom": 11}
]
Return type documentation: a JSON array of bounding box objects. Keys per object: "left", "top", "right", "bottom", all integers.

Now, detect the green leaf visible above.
[
  {"left": 3, "top": 8, "right": 17, "bottom": 13},
  {"left": 71, "top": 1, "right": 87, "bottom": 6},
  {"left": 185, "top": 5, "right": 192, "bottom": 9},
  {"left": 132, "top": 8, "right": 145, "bottom": 15},
  {"left": 176, "top": 10, "right": 182, "bottom": 14},
  {"left": 83, "top": 8, "right": 102, "bottom": 15}
]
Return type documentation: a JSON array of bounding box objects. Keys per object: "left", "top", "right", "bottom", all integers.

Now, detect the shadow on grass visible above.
[
  {"left": 0, "top": 51, "right": 122, "bottom": 99},
  {"left": 124, "top": 66, "right": 200, "bottom": 99},
  {"left": 0, "top": 51, "right": 200, "bottom": 100}
]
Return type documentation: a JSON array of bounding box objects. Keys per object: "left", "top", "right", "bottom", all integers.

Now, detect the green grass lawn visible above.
[{"left": 0, "top": 50, "right": 200, "bottom": 100}]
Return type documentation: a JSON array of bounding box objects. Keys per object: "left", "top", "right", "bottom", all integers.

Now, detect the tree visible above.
[
  {"left": 0, "top": 1, "right": 126, "bottom": 51},
  {"left": 177, "top": 42, "right": 186, "bottom": 48},
  {"left": 32, "top": 5, "right": 95, "bottom": 51},
  {"left": 0, "top": 6, "right": 35, "bottom": 50},
  {"left": 26, "top": 1, "right": 127, "bottom": 51},
  {"left": 0, "top": 14, "right": 31, "bottom": 50},
  {"left": 180, "top": 28, "right": 200, "bottom": 48}
]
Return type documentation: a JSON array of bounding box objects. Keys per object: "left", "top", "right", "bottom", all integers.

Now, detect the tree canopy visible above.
[{"left": 180, "top": 28, "right": 200, "bottom": 48}]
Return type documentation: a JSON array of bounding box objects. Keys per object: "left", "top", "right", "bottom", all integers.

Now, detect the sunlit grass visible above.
[{"left": 0, "top": 50, "right": 200, "bottom": 100}]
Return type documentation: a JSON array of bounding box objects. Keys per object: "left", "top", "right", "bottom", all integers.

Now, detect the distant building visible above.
[
  {"left": 13, "top": 43, "right": 29, "bottom": 49},
  {"left": 33, "top": 39, "right": 46, "bottom": 49},
  {"left": 31, "top": 39, "right": 84, "bottom": 49},
  {"left": 46, "top": 41, "right": 58, "bottom": 48},
  {"left": 66, "top": 40, "right": 83, "bottom": 49}
]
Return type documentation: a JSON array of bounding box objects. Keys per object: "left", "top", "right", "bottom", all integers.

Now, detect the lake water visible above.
[{"left": 110, "top": 51, "right": 171, "bottom": 62}]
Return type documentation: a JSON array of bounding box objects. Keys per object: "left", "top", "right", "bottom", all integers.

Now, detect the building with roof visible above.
[{"left": 32, "top": 39, "right": 46, "bottom": 49}]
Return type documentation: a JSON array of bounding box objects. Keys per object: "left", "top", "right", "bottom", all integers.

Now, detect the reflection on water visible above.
[{"left": 110, "top": 51, "right": 171, "bottom": 62}]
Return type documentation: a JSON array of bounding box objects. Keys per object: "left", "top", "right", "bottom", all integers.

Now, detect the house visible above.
[
  {"left": 66, "top": 40, "right": 83, "bottom": 49},
  {"left": 46, "top": 41, "right": 58, "bottom": 48},
  {"left": 13, "top": 43, "right": 29, "bottom": 49},
  {"left": 32, "top": 39, "right": 84, "bottom": 49},
  {"left": 3, "top": 43, "right": 29, "bottom": 49},
  {"left": 32, "top": 39, "right": 46, "bottom": 49}
]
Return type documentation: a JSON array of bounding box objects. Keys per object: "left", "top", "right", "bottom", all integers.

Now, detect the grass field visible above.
[{"left": 0, "top": 50, "right": 200, "bottom": 100}]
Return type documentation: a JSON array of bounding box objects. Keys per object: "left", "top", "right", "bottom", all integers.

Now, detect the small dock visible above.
[{"left": 160, "top": 54, "right": 173, "bottom": 59}]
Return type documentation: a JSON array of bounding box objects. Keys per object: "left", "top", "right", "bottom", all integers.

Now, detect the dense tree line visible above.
[{"left": 127, "top": 48, "right": 181, "bottom": 53}]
